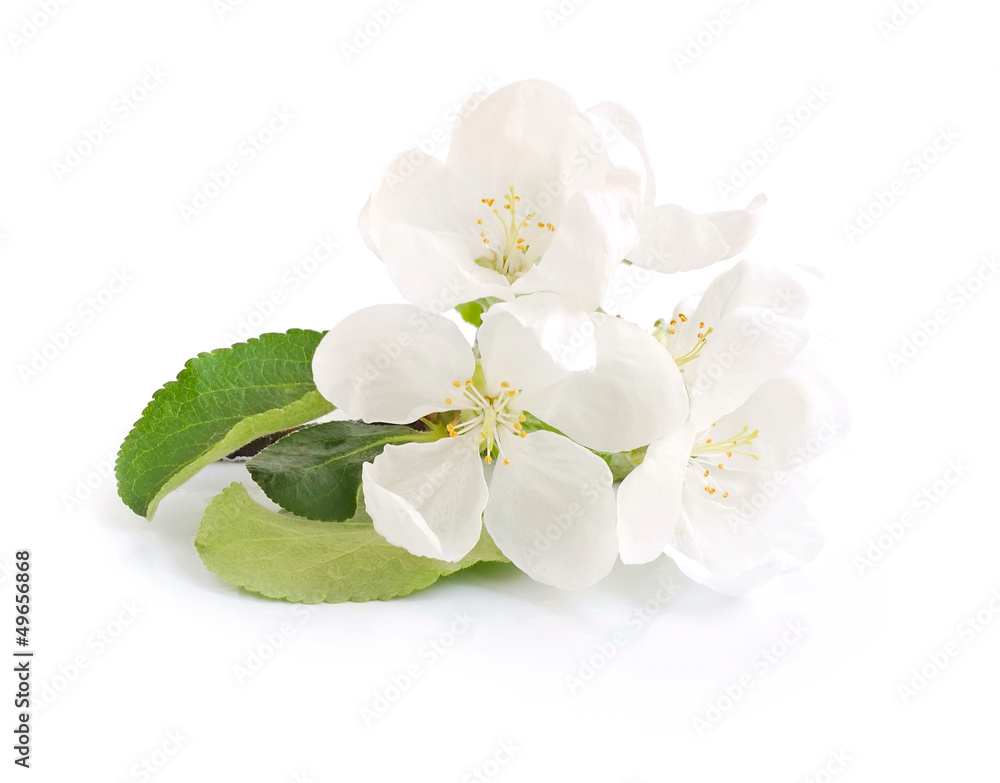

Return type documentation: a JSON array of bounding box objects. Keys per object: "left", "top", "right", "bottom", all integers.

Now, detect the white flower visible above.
[
  {"left": 619, "top": 368, "right": 847, "bottom": 594},
  {"left": 586, "top": 102, "right": 766, "bottom": 273},
  {"left": 359, "top": 80, "right": 644, "bottom": 314},
  {"left": 616, "top": 261, "right": 845, "bottom": 593},
  {"left": 311, "top": 303, "right": 686, "bottom": 590},
  {"left": 652, "top": 259, "right": 812, "bottom": 430}
]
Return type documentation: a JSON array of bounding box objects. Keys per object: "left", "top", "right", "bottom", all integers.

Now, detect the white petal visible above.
[
  {"left": 666, "top": 471, "right": 820, "bottom": 594},
  {"left": 365, "top": 150, "right": 480, "bottom": 242},
  {"left": 363, "top": 435, "right": 488, "bottom": 562},
  {"left": 484, "top": 430, "right": 617, "bottom": 590},
  {"left": 665, "top": 476, "right": 777, "bottom": 595},
  {"left": 525, "top": 315, "right": 689, "bottom": 452},
  {"left": 357, "top": 197, "right": 379, "bottom": 256},
  {"left": 312, "top": 305, "right": 474, "bottom": 423},
  {"left": 663, "top": 261, "right": 814, "bottom": 429},
  {"left": 447, "top": 80, "right": 607, "bottom": 206},
  {"left": 709, "top": 368, "right": 849, "bottom": 473},
  {"left": 478, "top": 294, "right": 595, "bottom": 387},
  {"left": 378, "top": 225, "right": 514, "bottom": 306},
  {"left": 363, "top": 152, "right": 515, "bottom": 305},
  {"left": 629, "top": 205, "right": 730, "bottom": 273},
  {"left": 704, "top": 193, "right": 767, "bottom": 260},
  {"left": 628, "top": 195, "right": 765, "bottom": 273},
  {"left": 514, "top": 189, "right": 638, "bottom": 309},
  {"left": 616, "top": 423, "right": 695, "bottom": 564},
  {"left": 586, "top": 101, "right": 656, "bottom": 205},
  {"left": 693, "top": 259, "right": 810, "bottom": 324},
  {"left": 684, "top": 309, "right": 810, "bottom": 430}
]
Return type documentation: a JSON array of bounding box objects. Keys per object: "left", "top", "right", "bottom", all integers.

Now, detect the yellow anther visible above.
[
  {"left": 514, "top": 422, "right": 522, "bottom": 431},
  {"left": 485, "top": 454, "right": 493, "bottom": 465},
  {"left": 520, "top": 431, "right": 526, "bottom": 438},
  {"left": 500, "top": 381, "right": 510, "bottom": 388},
  {"left": 717, "top": 463, "right": 724, "bottom": 469},
  {"left": 445, "top": 398, "right": 452, "bottom": 405},
  {"left": 504, "top": 458, "right": 510, "bottom": 465},
  {"left": 518, "top": 414, "right": 525, "bottom": 422},
  {"left": 679, "top": 313, "right": 688, "bottom": 322},
  {"left": 452, "top": 380, "right": 461, "bottom": 388},
  {"left": 722, "top": 492, "right": 729, "bottom": 498}
]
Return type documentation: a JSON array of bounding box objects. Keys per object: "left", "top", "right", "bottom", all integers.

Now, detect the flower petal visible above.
[
  {"left": 378, "top": 225, "right": 514, "bottom": 306},
  {"left": 525, "top": 315, "right": 689, "bottom": 452},
  {"left": 363, "top": 435, "right": 488, "bottom": 562},
  {"left": 484, "top": 430, "right": 617, "bottom": 590},
  {"left": 628, "top": 195, "right": 766, "bottom": 273},
  {"left": 692, "top": 258, "right": 810, "bottom": 324},
  {"left": 705, "top": 193, "right": 768, "bottom": 259},
  {"left": 709, "top": 368, "right": 849, "bottom": 473},
  {"left": 478, "top": 294, "right": 595, "bottom": 385},
  {"left": 447, "top": 80, "right": 607, "bottom": 206},
  {"left": 663, "top": 261, "right": 813, "bottom": 429},
  {"left": 362, "top": 152, "right": 516, "bottom": 305},
  {"left": 684, "top": 309, "right": 811, "bottom": 430},
  {"left": 666, "top": 471, "right": 821, "bottom": 594},
  {"left": 513, "top": 189, "right": 638, "bottom": 310},
  {"left": 586, "top": 101, "right": 656, "bottom": 205},
  {"left": 616, "top": 422, "right": 695, "bottom": 564},
  {"left": 312, "top": 305, "right": 474, "bottom": 423},
  {"left": 366, "top": 150, "right": 481, "bottom": 241},
  {"left": 629, "top": 205, "right": 729, "bottom": 273},
  {"left": 665, "top": 476, "right": 778, "bottom": 594}
]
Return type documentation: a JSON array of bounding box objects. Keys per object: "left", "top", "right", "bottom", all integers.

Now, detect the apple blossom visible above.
[{"left": 311, "top": 303, "right": 686, "bottom": 590}]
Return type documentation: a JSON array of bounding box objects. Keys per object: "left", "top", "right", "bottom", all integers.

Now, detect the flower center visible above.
[
  {"left": 444, "top": 379, "right": 527, "bottom": 465},
  {"left": 654, "top": 312, "right": 712, "bottom": 371},
  {"left": 475, "top": 186, "right": 556, "bottom": 283},
  {"left": 689, "top": 423, "right": 760, "bottom": 498}
]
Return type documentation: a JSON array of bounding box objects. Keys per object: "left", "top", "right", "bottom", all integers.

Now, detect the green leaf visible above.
[
  {"left": 456, "top": 299, "right": 490, "bottom": 327},
  {"left": 247, "top": 421, "right": 439, "bottom": 522},
  {"left": 598, "top": 448, "right": 646, "bottom": 482},
  {"left": 195, "top": 483, "right": 511, "bottom": 603},
  {"left": 116, "top": 330, "right": 334, "bottom": 520}
]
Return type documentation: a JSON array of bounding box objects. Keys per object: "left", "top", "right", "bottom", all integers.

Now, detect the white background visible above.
[{"left": 3, "top": 1, "right": 999, "bottom": 781}]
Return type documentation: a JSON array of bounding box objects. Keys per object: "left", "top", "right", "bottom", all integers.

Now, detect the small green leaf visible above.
[
  {"left": 116, "top": 330, "right": 334, "bottom": 519},
  {"left": 456, "top": 299, "right": 493, "bottom": 327},
  {"left": 598, "top": 448, "right": 647, "bottom": 482},
  {"left": 195, "top": 483, "right": 511, "bottom": 603},
  {"left": 247, "top": 421, "right": 439, "bottom": 521}
]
